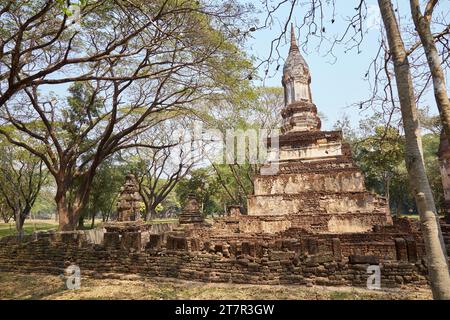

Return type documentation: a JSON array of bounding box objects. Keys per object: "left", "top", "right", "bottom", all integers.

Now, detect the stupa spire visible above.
[
  {"left": 290, "top": 23, "right": 298, "bottom": 49},
  {"left": 281, "top": 21, "right": 318, "bottom": 132}
]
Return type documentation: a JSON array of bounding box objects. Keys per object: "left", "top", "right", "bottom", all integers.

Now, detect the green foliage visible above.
[
  {"left": 354, "top": 126, "right": 404, "bottom": 193},
  {"left": 189, "top": 86, "right": 285, "bottom": 213},
  {"left": 32, "top": 187, "right": 57, "bottom": 219},
  {"left": 80, "top": 158, "right": 130, "bottom": 223},
  {"left": 0, "top": 222, "right": 56, "bottom": 238},
  {"left": 57, "top": 0, "right": 89, "bottom": 15},
  {"left": 176, "top": 168, "right": 221, "bottom": 216},
  {"left": 212, "top": 163, "right": 254, "bottom": 211},
  {"left": 62, "top": 82, "right": 103, "bottom": 143},
  {"left": 349, "top": 119, "right": 443, "bottom": 215},
  {"left": 1, "top": 0, "right": 257, "bottom": 230},
  {"left": 0, "top": 138, "right": 48, "bottom": 230},
  {"left": 422, "top": 133, "right": 443, "bottom": 212}
]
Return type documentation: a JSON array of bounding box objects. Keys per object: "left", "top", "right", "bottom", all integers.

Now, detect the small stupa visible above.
[
  {"left": 116, "top": 174, "right": 143, "bottom": 222},
  {"left": 104, "top": 173, "right": 145, "bottom": 234},
  {"left": 179, "top": 194, "right": 204, "bottom": 224}
]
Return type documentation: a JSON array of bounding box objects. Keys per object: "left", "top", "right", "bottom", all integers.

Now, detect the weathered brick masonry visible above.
[{"left": 1, "top": 218, "right": 447, "bottom": 288}]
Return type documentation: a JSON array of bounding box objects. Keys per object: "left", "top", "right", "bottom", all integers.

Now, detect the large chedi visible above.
[{"left": 247, "top": 25, "right": 392, "bottom": 233}]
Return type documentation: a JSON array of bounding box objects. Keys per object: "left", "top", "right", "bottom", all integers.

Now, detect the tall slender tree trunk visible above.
[
  {"left": 17, "top": 205, "right": 31, "bottom": 234},
  {"left": 78, "top": 214, "right": 84, "bottom": 230},
  {"left": 384, "top": 174, "right": 391, "bottom": 209},
  {"left": 91, "top": 211, "right": 96, "bottom": 229},
  {"left": 409, "top": 0, "right": 450, "bottom": 143},
  {"left": 378, "top": 0, "right": 450, "bottom": 299}
]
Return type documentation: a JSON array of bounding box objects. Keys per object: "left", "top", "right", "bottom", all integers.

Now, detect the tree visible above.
[
  {"left": 418, "top": 107, "right": 441, "bottom": 134},
  {"left": 0, "top": 1, "right": 254, "bottom": 230},
  {"left": 32, "top": 183, "right": 57, "bottom": 220},
  {"left": 409, "top": 0, "right": 450, "bottom": 142},
  {"left": 338, "top": 116, "right": 441, "bottom": 217},
  {"left": 202, "top": 86, "right": 284, "bottom": 210},
  {"left": 333, "top": 114, "right": 359, "bottom": 144},
  {"left": 79, "top": 158, "right": 128, "bottom": 228},
  {"left": 133, "top": 121, "right": 196, "bottom": 221},
  {"left": 0, "top": 1, "right": 253, "bottom": 107},
  {"left": 422, "top": 132, "right": 444, "bottom": 213},
  {"left": 378, "top": 0, "right": 450, "bottom": 299},
  {"left": 354, "top": 126, "right": 404, "bottom": 206},
  {"left": 0, "top": 141, "right": 47, "bottom": 235},
  {"left": 0, "top": 197, "right": 13, "bottom": 223},
  {"left": 247, "top": 87, "right": 284, "bottom": 134},
  {"left": 209, "top": 163, "right": 254, "bottom": 213},
  {"left": 176, "top": 168, "right": 221, "bottom": 216}
]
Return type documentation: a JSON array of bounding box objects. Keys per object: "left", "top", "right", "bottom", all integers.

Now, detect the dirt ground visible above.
[{"left": 0, "top": 272, "right": 432, "bottom": 300}]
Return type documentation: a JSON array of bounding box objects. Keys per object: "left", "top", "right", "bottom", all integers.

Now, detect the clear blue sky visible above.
[{"left": 246, "top": 0, "right": 450, "bottom": 130}]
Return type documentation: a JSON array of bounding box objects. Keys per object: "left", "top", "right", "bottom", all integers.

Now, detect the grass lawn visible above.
[
  {"left": 0, "top": 272, "right": 432, "bottom": 300},
  {"left": 0, "top": 218, "right": 180, "bottom": 238},
  {"left": 0, "top": 221, "right": 57, "bottom": 238},
  {"left": 397, "top": 214, "right": 421, "bottom": 220},
  {"left": 146, "top": 218, "right": 179, "bottom": 224}
]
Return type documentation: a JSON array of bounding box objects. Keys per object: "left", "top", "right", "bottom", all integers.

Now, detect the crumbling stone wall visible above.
[
  {"left": 0, "top": 218, "right": 445, "bottom": 289},
  {"left": 0, "top": 217, "right": 438, "bottom": 288},
  {"left": 0, "top": 231, "right": 428, "bottom": 288}
]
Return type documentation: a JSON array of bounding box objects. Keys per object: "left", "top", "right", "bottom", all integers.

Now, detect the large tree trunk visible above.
[
  {"left": 143, "top": 199, "right": 151, "bottom": 221},
  {"left": 55, "top": 187, "right": 80, "bottom": 231},
  {"left": 14, "top": 210, "right": 25, "bottom": 238},
  {"left": 55, "top": 192, "right": 73, "bottom": 231},
  {"left": 409, "top": 0, "right": 450, "bottom": 142},
  {"left": 55, "top": 172, "right": 94, "bottom": 231},
  {"left": 378, "top": 0, "right": 450, "bottom": 299},
  {"left": 146, "top": 205, "right": 158, "bottom": 222}
]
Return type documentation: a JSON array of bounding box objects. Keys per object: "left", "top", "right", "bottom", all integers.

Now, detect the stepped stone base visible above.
[
  {"left": 179, "top": 213, "right": 204, "bottom": 224},
  {"left": 178, "top": 194, "right": 204, "bottom": 225}
]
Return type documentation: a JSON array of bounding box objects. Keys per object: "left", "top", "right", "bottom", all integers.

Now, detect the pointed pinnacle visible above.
[{"left": 290, "top": 23, "right": 297, "bottom": 48}]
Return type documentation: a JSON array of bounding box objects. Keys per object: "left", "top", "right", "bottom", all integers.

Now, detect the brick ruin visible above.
[
  {"left": 179, "top": 194, "right": 205, "bottom": 225},
  {"left": 116, "top": 173, "right": 142, "bottom": 222},
  {"left": 246, "top": 24, "right": 391, "bottom": 234},
  {"left": 0, "top": 26, "right": 449, "bottom": 289},
  {"left": 1, "top": 216, "right": 449, "bottom": 288}
]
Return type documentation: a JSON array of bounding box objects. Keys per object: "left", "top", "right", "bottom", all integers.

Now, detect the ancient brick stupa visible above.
[
  {"left": 247, "top": 24, "right": 392, "bottom": 233},
  {"left": 117, "top": 174, "right": 143, "bottom": 222},
  {"left": 179, "top": 194, "right": 204, "bottom": 224},
  {"left": 104, "top": 173, "right": 145, "bottom": 235}
]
